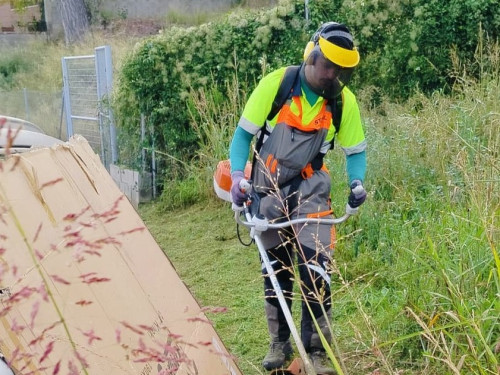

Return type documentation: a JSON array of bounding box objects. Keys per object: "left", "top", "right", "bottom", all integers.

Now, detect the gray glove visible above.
[
  {"left": 346, "top": 179, "right": 366, "bottom": 214},
  {"left": 230, "top": 171, "right": 248, "bottom": 206}
]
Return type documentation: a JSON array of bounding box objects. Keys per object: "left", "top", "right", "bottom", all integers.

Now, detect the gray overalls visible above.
[{"left": 252, "top": 92, "right": 336, "bottom": 352}]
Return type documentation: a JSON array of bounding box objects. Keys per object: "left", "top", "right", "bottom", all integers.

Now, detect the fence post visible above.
[
  {"left": 97, "top": 45, "right": 118, "bottom": 164},
  {"left": 23, "top": 88, "right": 30, "bottom": 121},
  {"left": 141, "top": 114, "right": 146, "bottom": 172},
  {"left": 61, "top": 57, "right": 74, "bottom": 139},
  {"left": 151, "top": 124, "right": 157, "bottom": 199}
]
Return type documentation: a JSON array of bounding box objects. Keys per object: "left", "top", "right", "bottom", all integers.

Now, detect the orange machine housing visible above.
[{"left": 213, "top": 160, "right": 252, "bottom": 202}]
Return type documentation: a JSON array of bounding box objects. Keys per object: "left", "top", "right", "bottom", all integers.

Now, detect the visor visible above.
[
  {"left": 300, "top": 62, "right": 354, "bottom": 100},
  {"left": 318, "top": 36, "right": 360, "bottom": 68}
]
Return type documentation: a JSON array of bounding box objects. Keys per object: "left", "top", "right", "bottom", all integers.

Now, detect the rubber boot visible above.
[
  {"left": 309, "top": 350, "right": 335, "bottom": 375},
  {"left": 262, "top": 301, "right": 294, "bottom": 370}
]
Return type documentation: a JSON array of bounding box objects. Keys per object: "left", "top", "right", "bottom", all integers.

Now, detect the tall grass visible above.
[
  {"left": 326, "top": 39, "right": 499, "bottom": 374},
  {"left": 155, "top": 68, "right": 250, "bottom": 211},
  {"left": 0, "top": 33, "right": 143, "bottom": 138}
]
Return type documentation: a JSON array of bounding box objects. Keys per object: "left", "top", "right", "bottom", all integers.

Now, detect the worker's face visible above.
[{"left": 305, "top": 52, "right": 353, "bottom": 99}]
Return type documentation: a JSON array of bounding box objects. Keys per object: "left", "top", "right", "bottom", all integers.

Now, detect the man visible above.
[{"left": 229, "top": 22, "right": 367, "bottom": 374}]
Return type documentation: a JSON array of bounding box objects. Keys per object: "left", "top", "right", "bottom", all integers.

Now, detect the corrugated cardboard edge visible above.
[{"left": 0, "top": 136, "right": 241, "bottom": 375}]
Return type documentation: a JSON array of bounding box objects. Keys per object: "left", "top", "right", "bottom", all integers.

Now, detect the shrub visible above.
[
  {"left": 0, "top": 54, "right": 30, "bottom": 89},
  {"left": 344, "top": 0, "right": 500, "bottom": 98}
]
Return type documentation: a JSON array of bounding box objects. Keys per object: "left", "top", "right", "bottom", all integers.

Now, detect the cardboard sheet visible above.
[{"left": 0, "top": 136, "right": 241, "bottom": 374}]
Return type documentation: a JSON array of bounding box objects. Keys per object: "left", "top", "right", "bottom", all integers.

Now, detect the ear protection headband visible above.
[{"left": 303, "top": 22, "right": 360, "bottom": 68}]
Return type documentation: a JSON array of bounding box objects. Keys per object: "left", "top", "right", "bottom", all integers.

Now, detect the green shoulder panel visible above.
[{"left": 238, "top": 68, "right": 287, "bottom": 134}]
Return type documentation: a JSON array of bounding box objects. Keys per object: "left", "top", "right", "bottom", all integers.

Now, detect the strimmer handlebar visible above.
[
  {"left": 238, "top": 178, "right": 252, "bottom": 193},
  {"left": 234, "top": 178, "right": 351, "bottom": 234},
  {"left": 235, "top": 211, "right": 351, "bottom": 233}
]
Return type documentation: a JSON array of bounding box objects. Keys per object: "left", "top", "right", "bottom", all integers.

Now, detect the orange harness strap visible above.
[
  {"left": 300, "top": 163, "right": 329, "bottom": 180},
  {"left": 277, "top": 97, "right": 332, "bottom": 132}
]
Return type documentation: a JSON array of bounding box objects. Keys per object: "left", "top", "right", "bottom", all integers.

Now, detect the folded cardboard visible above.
[{"left": 0, "top": 136, "right": 241, "bottom": 375}]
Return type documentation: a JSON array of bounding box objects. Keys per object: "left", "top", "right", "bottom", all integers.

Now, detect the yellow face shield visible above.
[{"left": 318, "top": 36, "right": 360, "bottom": 68}]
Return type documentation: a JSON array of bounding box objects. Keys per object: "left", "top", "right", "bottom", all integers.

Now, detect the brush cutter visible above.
[
  {"left": 235, "top": 187, "right": 351, "bottom": 375},
  {"left": 214, "top": 160, "right": 357, "bottom": 375}
]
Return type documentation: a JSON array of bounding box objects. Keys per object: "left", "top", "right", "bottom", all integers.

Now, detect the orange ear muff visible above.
[{"left": 303, "top": 41, "right": 315, "bottom": 61}]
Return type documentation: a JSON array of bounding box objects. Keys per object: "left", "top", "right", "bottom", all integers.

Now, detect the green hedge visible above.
[
  {"left": 113, "top": 0, "right": 499, "bottom": 167},
  {"left": 344, "top": 0, "right": 500, "bottom": 97}
]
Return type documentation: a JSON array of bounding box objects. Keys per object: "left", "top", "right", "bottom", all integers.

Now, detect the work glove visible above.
[
  {"left": 346, "top": 179, "right": 367, "bottom": 215},
  {"left": 230, "top": 171, "right": 249, "bottom": 208}
]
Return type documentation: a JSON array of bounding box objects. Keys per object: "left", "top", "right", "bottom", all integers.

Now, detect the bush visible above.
[
  {"left": 344, "top": 0, "right": 500, "bottom": 98},
  {"left": 0, "top": 54, "right": 30, "bottom": 89}
]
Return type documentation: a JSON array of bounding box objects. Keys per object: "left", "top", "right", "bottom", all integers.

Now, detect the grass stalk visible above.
[{"left": 0, "top": 182, "right": 89, "bottom": 374}]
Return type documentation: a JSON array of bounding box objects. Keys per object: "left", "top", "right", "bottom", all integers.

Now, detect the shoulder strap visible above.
[
  {"left": 268, "top": 64, "right": 343, "bottom": 133},
  {"left": 267, "top": 65, "right": 301, "bottom": 121},
  {"left": 331, "top": 94, "right": 342, "bottom": 134},
  {"left": 255, "top": 65, "right": 343, "bottom": 155},
  {"left": 253, "top": 65, "right": 301, "bottom": 158},
  {"left": 329, "top": 93, "right": 343, "bottom": 149}
]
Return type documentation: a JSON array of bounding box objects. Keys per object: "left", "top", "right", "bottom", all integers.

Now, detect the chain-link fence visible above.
[
  {"left": 0, "top": 88, "right": 164, "bottom": 202},
  {"left": 62, "top": 46, "right": 117, "bottom": 170},
  {"left": 0, "top": 89, "right": 66, "bottom": 140},
  {"left": 115, "top": 113, "right": 193, "bottom": 201}
]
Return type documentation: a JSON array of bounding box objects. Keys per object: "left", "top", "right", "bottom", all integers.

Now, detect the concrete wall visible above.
[
  {"left": 0, "top": 32, "right": 47, "bottom": 46},
  {"left": 100, "top": 0, "right": 236, "bottom": 19},
  {"left": 110, "top": 164, "right": 152, "bottom": 210}
]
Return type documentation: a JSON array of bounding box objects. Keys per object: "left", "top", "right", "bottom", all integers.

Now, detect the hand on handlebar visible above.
[
  {"left": 230, "top": 171, "right": 250, "bottom": 208},
  {"left": 346, "top": 179, "right": 367, "bottom": 214}
]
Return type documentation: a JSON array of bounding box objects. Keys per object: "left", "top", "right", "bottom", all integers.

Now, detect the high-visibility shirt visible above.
[{"left": 237, "top": 67, "right": 366, "bottom": 156}]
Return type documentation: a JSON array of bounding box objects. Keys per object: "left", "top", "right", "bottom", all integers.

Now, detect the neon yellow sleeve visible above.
[
  {"left": 237, "top": 67, "right": 287, "bottom": 135},
  {"left": 336, "top": 87, "right": 366, "bottom": 155}
]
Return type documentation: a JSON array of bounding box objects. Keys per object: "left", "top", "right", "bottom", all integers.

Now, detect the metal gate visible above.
[{"left": 62, "top": 45, "right": 117, "bottom": 170}]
